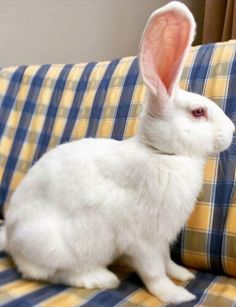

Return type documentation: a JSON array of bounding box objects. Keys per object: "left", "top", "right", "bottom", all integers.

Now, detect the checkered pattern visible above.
[
  {"left": 0, "top": 58, "right": 143, "bottom": 210},
  {"left": 0, "top": 41, "right": 236, "bottom": 305},
  {"left": 0, "top": 252, "right": 235, "bottom": 307},
  {"left": 172, "top": 41, "right": 236, "bottom": 277}
]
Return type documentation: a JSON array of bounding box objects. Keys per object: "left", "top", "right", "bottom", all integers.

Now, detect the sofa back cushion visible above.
[{"left": 0, "top": 41, "right": 235, "bottom": 276}]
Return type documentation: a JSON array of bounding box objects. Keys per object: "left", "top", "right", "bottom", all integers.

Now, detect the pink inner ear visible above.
[{"left": 141, "top": 11, "right": 192, "bottom": 96}]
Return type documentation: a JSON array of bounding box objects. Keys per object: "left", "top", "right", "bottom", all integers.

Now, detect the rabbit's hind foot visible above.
[{"left": 51, "top": 267, "right": 120, "bottom": 289}]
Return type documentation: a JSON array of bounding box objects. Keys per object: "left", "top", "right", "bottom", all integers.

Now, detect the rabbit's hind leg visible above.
[
  {"left": 51, "top": 268, "right": 120, "bottom": 289},
  {"left": 14, "top": 256, "right": 54, "bottom": 281}
]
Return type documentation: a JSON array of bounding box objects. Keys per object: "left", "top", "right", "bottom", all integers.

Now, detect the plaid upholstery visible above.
[
  {"left": 172, "top": 41, "right": 236, "bottom": 277},
  {"left": 0, "top": 40, "right": 236, "bottom": 305},
  {"left": 0, "top": 58, "right": 143, "bottom": 210},
  {"left": 0, "top": 252, "right": 235, "bottom": 306}
]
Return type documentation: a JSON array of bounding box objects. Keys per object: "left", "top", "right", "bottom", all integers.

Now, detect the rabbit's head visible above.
[{"left": 138, "top": 1, "right": 235, "bottom": 157}]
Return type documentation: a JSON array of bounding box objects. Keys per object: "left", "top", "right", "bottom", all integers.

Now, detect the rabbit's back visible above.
[{"left": 7, "top": 138, "right": 120, "bottom": 214}]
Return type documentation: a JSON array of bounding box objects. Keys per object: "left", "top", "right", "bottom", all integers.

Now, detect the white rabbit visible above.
[{"left": 1, "top": 1, "right": 235, "bottom": 304}]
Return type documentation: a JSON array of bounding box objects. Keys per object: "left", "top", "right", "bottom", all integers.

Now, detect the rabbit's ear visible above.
[{"left": 139, "top": 2, "right": 196, "bottom": 110}]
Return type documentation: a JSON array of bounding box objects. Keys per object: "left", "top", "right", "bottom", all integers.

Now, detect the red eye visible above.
[{"left": 191, "top": 107, "right": 206, "bottom": 118}]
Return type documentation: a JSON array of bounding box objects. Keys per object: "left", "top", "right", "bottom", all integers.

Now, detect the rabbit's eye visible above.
[{"left": 191, "top": 107, "right": 206, "bottom": 118}]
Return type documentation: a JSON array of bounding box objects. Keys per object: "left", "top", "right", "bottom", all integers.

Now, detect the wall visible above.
[{"left": 0, "top": 0, "right": 205, "bottom": 67}]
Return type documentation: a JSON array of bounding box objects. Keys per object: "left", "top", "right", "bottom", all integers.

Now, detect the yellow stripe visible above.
[
  {"left": 127, "top": 289, "right": 163, "bottom": 307},
  {"left": 209, "top": 277, "right": 236, "bottom": 300},
  {"left": 0, "top": 258, "right": 14, "bottom": 271},
  {"left": 0, "top": 279, "right": 44, "bottom": 296},
  {"left": 40, "top": 290, "right": 83, "bottom": 307}
]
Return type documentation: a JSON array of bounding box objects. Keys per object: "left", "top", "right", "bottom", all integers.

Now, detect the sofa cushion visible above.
[
  {"left": 172, "top": 41, "right": 236, "bottom": 277},
  {"left": 0, "top": 252, "right": 235, "bottom": 306},
  {"left": 0, "top": 41, "right": 235, "bottom": 277}
]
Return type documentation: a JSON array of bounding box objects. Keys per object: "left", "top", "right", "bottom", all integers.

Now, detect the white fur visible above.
[{"left": 1, "top": 1, "right": 235, "bottom": 304}]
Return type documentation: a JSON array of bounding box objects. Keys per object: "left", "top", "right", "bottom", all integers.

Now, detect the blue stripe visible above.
[
  {"left": 0, "top": 66, "right": 27, "bottom": 139},
  {"left": 60, "top": 62, "right": 97, "bottom": 144},
  {"left": 0, "top": 65, "right": 50, "bottom": 213},
  {"left": 0, "top": 252, "right": 9, "bottom": 258},
  {"left": 0, "top": 269, "right": 20, "bottom": 286},
  {"left": 32, "top": 64, "right": 73, "bottom": 162},
  {"left": 188, "top": 44, "right": 215, "bottom": 95},
  {"left": 111, "top": 57, "right": 139, "bottom": 140},
  {"left": 85, "top": 59, "right": 120, "bottom": 138},
  {"left": 81, "top": 273, "right": 142, "bottom": 307},
  {"left": 1, "top": 284, "right": 67, "bottom": 307}
]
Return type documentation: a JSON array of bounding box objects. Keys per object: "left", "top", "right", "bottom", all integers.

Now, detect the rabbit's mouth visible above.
[{"left": 213, "top": 128, "right": 234, "bottom": 153}]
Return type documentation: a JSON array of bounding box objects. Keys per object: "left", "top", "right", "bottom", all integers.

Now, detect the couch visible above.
[{"left": 0, "top": 40, "right": 235, "bottom": 306}]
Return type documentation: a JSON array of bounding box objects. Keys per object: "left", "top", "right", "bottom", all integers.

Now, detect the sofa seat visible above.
[{"left": 0, "top": 252, "right": 235, "bottom": 307}]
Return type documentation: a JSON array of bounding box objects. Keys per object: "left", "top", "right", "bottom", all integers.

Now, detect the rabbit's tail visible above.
[{"left": 0, "top": 225, "right": 7, "bottom": 251}]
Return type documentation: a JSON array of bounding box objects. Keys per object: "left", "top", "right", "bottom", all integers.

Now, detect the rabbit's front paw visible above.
[
  {"left": 167, "top": 260, "right": 195, "bottom": 281},
  {"left": 159, "top": 285, "right": 196, "bottom": 304},
  {"left": 148, "top": 277, "right": 196, "bottom": 303}
]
